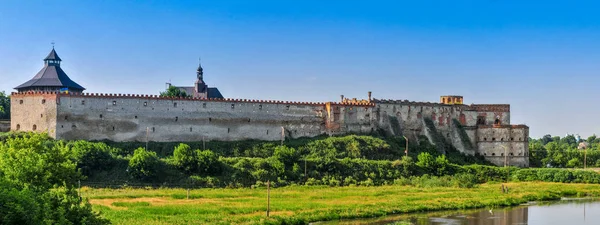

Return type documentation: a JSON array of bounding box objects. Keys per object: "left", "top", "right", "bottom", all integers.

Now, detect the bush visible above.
[
  {"left": 67, "top": 140, "right": 116, "bottom": 175},
  {"left": 197, "top": 149, "right": 221, "bottom": 175},
  {"left": 128, "top": 147, "right": 160, "bottom": 181},
  {"left": 452, "top": 173, "right": 478, "bottom": 188},
  {"left": 171, "top": 143, "right": 198, "bottom": 174}
]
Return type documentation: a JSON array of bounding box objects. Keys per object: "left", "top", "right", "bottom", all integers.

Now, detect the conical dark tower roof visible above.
[{"left": 15, "top": 48, "right": 85, "bottom": 92}]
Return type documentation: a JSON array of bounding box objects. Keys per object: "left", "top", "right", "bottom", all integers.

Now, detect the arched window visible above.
[
  {"left": 16, "top": 124, "right": 20, "bottom": 131},
  {"left": 32, "top": 124, "right": 37, "bottom": 131}
]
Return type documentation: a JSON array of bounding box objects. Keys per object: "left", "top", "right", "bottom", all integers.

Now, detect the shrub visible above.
[
  {"left": 197, "top": 149, "right": 221, "bottom": 175},
  {"left": 128, "top": 147, "right": 160, "bottom": 181},
  {"left": 171, "top": 143, "right": 198, "bottom": 174},
  {"left": 67, "top": 140, "right": 116, "bottom": 175},
  {"left": 452, "top": 173, "right": 478, "bottom": 188},
  {"left": 416, "top": 152, "right": 436, "bottom": 172}
]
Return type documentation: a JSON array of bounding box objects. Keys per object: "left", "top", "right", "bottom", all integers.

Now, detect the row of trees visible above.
[
  {"left": 0, "top": 91, "right": 9, "bottom": 119},
  {"left": 4, "top": 132, "right": 594, "bottom": 190},
  {"left": 529, "top": 134, "right": 600, "bottom": 168}
]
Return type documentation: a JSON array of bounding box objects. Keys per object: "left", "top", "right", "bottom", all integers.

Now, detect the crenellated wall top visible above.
[
  {"left": 10, "top": 91, "right": 377, "bottom": 107},
  {"left": 478, "top": 124, "right": 529, "bottom": 129},
  {"left": 372, "top": 98, "right": 510, "bottom": 112}
]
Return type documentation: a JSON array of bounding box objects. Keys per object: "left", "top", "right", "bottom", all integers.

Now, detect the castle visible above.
[{"left": 10, "top": 48, "right": 530, "bottom": 167}]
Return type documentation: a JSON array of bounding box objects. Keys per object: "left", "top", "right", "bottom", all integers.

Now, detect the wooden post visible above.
[
  {"left": 281, "top": 127, "right": 284, "bottom": 146},
  {"left": 304, "top": 158, "right": 307, "bottom": 180},
  {"left": 584, "top": 149, "right": 587, "bottom": 169},
  {"left": 266, "top": 180, "right": 271, "bottom": 217}
]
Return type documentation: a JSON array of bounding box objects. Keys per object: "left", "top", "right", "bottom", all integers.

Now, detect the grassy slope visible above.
[{"left": 84, "top": 182, "right": 600, "bottom": 225}]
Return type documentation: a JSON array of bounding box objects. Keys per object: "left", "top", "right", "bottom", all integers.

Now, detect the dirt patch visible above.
[{"left": 89, "top": 197, "right": 219, "bottom": 210}]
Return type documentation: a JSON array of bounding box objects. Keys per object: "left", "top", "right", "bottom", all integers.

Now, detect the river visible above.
[{"left": 314, "top": 198, "right": 600, "bottom": 225}]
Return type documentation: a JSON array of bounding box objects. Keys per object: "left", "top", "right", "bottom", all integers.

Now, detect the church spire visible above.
[{"left": 196, "top": 57, "right": 203, "bottom": 81}]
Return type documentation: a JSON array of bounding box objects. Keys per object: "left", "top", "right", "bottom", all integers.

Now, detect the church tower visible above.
[{"left": 195, "top": 59, "right": 208, "bottom": 95}]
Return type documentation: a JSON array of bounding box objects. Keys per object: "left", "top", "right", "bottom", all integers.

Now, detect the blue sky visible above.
[{"left": 1, "top": 0, "right": 599, "bottom": 138}]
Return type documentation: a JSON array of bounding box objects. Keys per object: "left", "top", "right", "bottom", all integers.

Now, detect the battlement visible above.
[
  {"left": 466, "top": 104, "right": 510, "bottom": 112},
  {"left": 477, "top": 124, "right": 528, "bottom": 129},
  {"left": 372, "top": 99, "right": 509, "bottom": 112},
  {"left": 11, "top": 91, "right": 378, "bottom": 107},
  {"left": 372, "top": 98, "right": 463, "bottom": 107}
]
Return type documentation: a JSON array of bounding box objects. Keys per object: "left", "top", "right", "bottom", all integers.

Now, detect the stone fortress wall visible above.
[
  {"left": 10, "top": 92, "right": 529, "bottom": 167},
  {"left": 0, "top": 120, "right": 10, "bottom": 132}
]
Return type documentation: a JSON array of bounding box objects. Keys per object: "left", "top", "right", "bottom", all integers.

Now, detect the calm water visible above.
[{"left": 315, "top": 198, "right": 600, "bottom": 225}]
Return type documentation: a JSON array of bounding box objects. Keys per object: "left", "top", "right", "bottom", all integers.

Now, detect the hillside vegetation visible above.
[
  {"left": 2, "top": 132, "right": 600, "bottom": 190},
  {"left": 3, "top": 132, "right": 600, "bottom": 224}
]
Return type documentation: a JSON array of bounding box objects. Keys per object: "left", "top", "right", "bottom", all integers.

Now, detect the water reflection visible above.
[{"left": 315, "top": 199, "right": 600, "bottom": 225}]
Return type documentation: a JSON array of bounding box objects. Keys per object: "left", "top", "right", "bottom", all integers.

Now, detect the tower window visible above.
[
  {"left": 81, "top": 100, "right": 85, "bottom": 105},
  {"left": 32, "top": 125, "right": 37, "bottom": 131},
  {"left": 42, "top": 99, "right": 46, "bottom": 104},
  {"left": 175, "top": 117, "right": 178, "bottom": 122},
  {"left": 100, "top": 114, "right": 103, "bottom": 119},
  {"left": 40, "top": 114, "right": 43, "bottom": 118},
  {"left": 231, "top": 104, "right": 235, "bottom": 109},
  {"left": 259, "top": 105, "right": 262, "bottom": 110},
  {"left": 203, "top": 103, "right": 206, "bottom": 108},
  {"left": 152, "top": 127, "right": 155, "bottom": 132},
  {"left": 113, "top": 101, "right": 116, "bottom": 105},
  {"left": 19, "top": 100, "right": 23, "bottom": 104},
  {"left": 143, "top": 102, "right": 147, "bottom": 106},
  {"left": 16, "top": 124, "right": 20, "bottom": 130},
  {"left": 174, "top": 103, "right": 177, "bottom": 107},
  {"left": 286, "top": 105, "right": 290, "bottom": 110}
]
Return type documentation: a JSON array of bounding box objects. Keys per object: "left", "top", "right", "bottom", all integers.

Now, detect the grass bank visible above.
[{"left": 84, "top": 182, "right": 600, "bottom": 225}]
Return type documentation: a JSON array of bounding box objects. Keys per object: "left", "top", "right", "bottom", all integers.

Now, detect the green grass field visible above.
[{"left": 84, "top": 182, "right": 600, "bottom": 225}]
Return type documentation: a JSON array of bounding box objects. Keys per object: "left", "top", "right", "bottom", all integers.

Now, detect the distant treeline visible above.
[{"left": 529, "top": 134, "right": 600, "bottom": 168}]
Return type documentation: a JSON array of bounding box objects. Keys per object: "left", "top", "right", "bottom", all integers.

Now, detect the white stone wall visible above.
[
  {"left": 0, "top": 120, "right": 10, "bottom": 132},
  {"left": 9, "top": 93, "right": 530, "bottom": 167},
  {"left": 54, "top": 94, "right": 335, "bottom": 142}
]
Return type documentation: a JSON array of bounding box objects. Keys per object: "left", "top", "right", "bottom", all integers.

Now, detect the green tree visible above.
[
  {"left": 160, "top": 85, "right": 190, "bottom": 98},
  {"left": 0, "top": 133, "right": 80, "bottom": 190},
  {"left": 196, "top": 149, "right": 220, "bottom": 175},
  {"left": 128, "top": 147, "right": 160, "bottom": 180},
  {"left": 0, "top": 91, "right": 9, "bottom": 119},
  {"left": 0, "top": 132, "right": 109, "bottom": 224},
  {"left": 66, "top": 140, "right": 116, "bottom": 176},
  {"left": 171, "top": 143, "right": 197, "bottom": 174}
]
